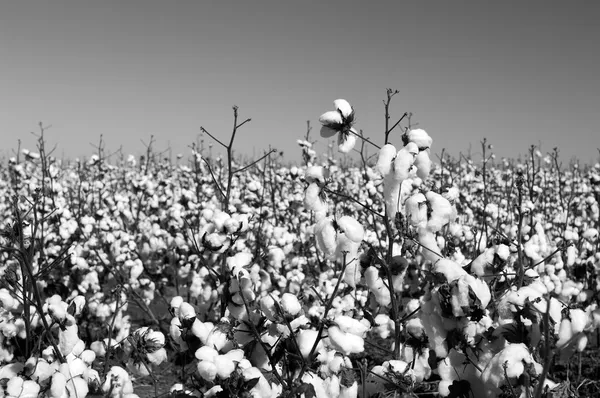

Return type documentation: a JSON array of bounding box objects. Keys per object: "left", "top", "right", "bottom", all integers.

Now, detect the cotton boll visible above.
[
  {"left": 383, "top": 172, "right": 401, "bottom": 220},
  {"left": 319, "top": 111, "right": 343, "bottom": 137},
  {"left": 470, "top": 248, "right": 495, "bottom": 277},
  {"left": 433, "top": 259, "right": 467, "bottom": 282},
  {"left": 415, "top": 150, "right": 432, "bottom": 180},
  {"left": 304, "top": 183, "right": 323, "bottom": 210},
  {"left": 426, "top": 191, "right": 456, "bottom": 232},
  {"left": 338, "top": 133, "right": 356, "bottom": 153},
  {"left": 297, "top": 329, "right": 323, "bottom": 359},
  {"left": 314, "top": 217, "right": 337, "bottom": 258},
  {"left": 306, "top": 166, "right": 328, "bottom": 184},
  {"left": 376, "top": 144, "right": 397, "bottom": 176},
  {"left": 327, "top": 326, "right": 364, "bottom": 355},
  {"left": 394, "top": 143, "right": 419, "bottom": 183},
  {"left": 343, "top": 257, "right": 361, "bottom": 289},
  {"left": 333, "top": 99, "right": 353, "bottom": 118},
  {"left": 280, "top": 293, "right": 302, "bottom": 316},
  {"left": 481, "top": 343, "right": 540, "bottom": 395},
  {"left": 406, "top": 129, "right": 433, "bottom": 149},
  {"left": 405, "top": 193, "right": 428, "bottom": 228},
  {"left": 365, "top": 266, "right": 391, "bottom": 306},
  {"left": 336, "top": 215, "right": 364, "bottom": 243},
  {"left": 418, "top": 227, "right": 443, "bottom": 263},
  {"left": 334, "top": 315, "right": 370, "bottom": 337},
  {"left": 242, "top": 367, "right": 272, "bottom": 398},
  {"left": 197, "top": 360, "right": 218, "bottom": 382},
  {"left": 570, "top": 309, "right": 587, "bottom": 334}
]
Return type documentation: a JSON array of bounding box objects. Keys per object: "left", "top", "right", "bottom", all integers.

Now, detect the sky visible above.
[{"left": 1, "top": 1, "right": 599, "bottom": 165}]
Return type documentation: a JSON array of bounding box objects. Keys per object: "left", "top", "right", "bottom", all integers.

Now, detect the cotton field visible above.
[{"left": 1, "top": 99, "right": 599, "bottom": 398}]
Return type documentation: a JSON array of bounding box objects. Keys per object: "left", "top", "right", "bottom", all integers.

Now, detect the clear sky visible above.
[{"left": 1, "top": 1, "right": 599, "bottom": 164}]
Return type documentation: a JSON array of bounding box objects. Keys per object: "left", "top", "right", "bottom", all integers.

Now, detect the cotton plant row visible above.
[{"left": 0, "top": 98, "right": 598, "bottom": 397}]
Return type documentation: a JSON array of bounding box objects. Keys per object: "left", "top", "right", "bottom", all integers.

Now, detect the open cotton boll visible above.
[
  {"left": 481, "top": 343, "right": 541, "bottom": 395},
  {"left": 242, "top": 367, "right": 272, "bottom": 398},
  {"left": 405, "top": 193, "right": 428, "bottom": 228},
  {"left": 365, "top": 266, "right": 391, "bottom": 306},
  {"left": 314, "top": 217, "right": 337, "bottom": 258},
  {"left": 334, "top": 315, "right": 370, "bottom": 337},
  {"left": 319, "top": 111, "right": 343, "bottom": 138},
  {"left": 470, "top": 248, "right": 495, "bottom": 277},
  {"left": 426, "top": 191, "right": 456, "bottom": 232},
  {"left": 336, "top": 216, "right": 364, "bottom": 243},
  {"left": 342, "top": 256, "right": 361, "bottom": 288},
  {"left": 383, "top": 172, "right": 401, "bottom": 220},
  {"left": 569, "top": 309, "right": 588, "bottom": 334},
  {"left": 394, "top": 143, "right": 419, "bottom": 182},
  {"left": 280, "top": 293, "right": 302, "bottom": 316},
  {"left": 333, "top": 99, "right": 353, "bottom": 117},
  {"left": 296, "top": 329, "right": 323, "bottom": 359},
  {"left": 338, "top": 132, "right": 356, "bottom": 153},
  {"left": 376, "top": 144, "right": 397, "bottom": 176},
  {"left": 226, "top": 252, "right": 253, "bottom": 272},
  {"left": 306, "top": 166, "right": 329, "bottom": 184},
  {"left": 406, "top": 129, "right": 433, "bottom": 149},
  {"left": 415, "top": 150, "right": 432, "bottom": 180},
  {"left": 583, "top": 228, "right": 598, "bottom": 241},
  {"left": 418, "top": 227, "right": 443, "bottom": 263},
  {"left": 327, "top": 326, "right": 364, "bottom": 355},
  {"left": 433, "top": 259, "right": 467, "bottom": 282}
]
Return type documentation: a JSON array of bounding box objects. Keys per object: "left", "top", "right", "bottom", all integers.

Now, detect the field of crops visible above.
[{"left": 1, "top": 97, "right": 599, "bottom": 398}]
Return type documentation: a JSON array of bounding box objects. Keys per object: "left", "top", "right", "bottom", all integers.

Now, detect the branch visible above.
[
  {"left": 234, "top": 149, "right": 276, "bottom": 174},
  {"left": 200, "top": 126, "right": 227, "bottom": 149}
]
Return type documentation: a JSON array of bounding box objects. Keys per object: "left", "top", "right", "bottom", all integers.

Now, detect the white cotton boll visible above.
[
  {"left": 334, "top": 315, "right": 370, "bottom": 337},
  {"left": 583, "top": 228, "right": 598, "bottom": 241},
  {"left": 336, "top": 215, "right": 364, "bottom": 243},
  {"left": 566, "top": 245, "right": 576, "bottom": 267},
  {"left": 319, "top": 111, "right": 343, "bottom": 136},
  {"left": 365, "top": 267, "right": 391, "bottom": 306},
  {"left": 304, "top": 182, "right": 326, "bottom": 213},
  {"left": 426, "top": 191, "right": 455, "bottom": 232},
  {"left": 226, "top": 252, "right": 253, "bottom": 272},
  {"left": 191, "top": 319, "right": 214, "bottom": 344},
  {"left": 376, "top": 144, "right": 397, "bottom": 176},
  {"left": 570, "top": 309, "right": 587, "bottom": 334},
  {"left": 470, "top": 248, "right": 495, "bottom": 277},
  {"left": 557, "top": 318, "right": 573, "bottom": 348},
  {"left": 465, "top": 275, "right": 491, "bottom": 309},
  {"left": 281, "top": 293, "right": 302, "bottom": 316},
  {"left": 343, "top": 256, "right": 361, "bottom": 288},
  {"left": 178, "top": 302, "right": 196, "bottom": 320},
  {"left": 373, "top": 314, "right": 394, "bottom": 339},
  {"left": 315, "top": 217, "right": 337, "bottom": 258},
  {"left": 383, "top": 172, "right": 401, "bottom": 220},
  {"left": 306, "top": 166, "right": 328, "bottom": 184},
  {"left": 242, "top": 367, "right": 272, "bottom": 398},
  {"left": 327, "top": 326, "right": 364, "bottom": 355},
  {"left": 433, "top": 259, "right": 467, "bottom": 282},
  {"left": 197, "top": 361, "right": 218, "bottom": 382},
  {"left": 418, "top": 227, "right": 443, "bottom": 263},
  {"left": 59, "top": 324, "right": 80, "bottom": 356},
  {"left": 415, "top": 150, "right": 432, "bottom": 180},
  {"left": 338, "top": 133, "right": 356, "bottom": 153},
  {"left": 333, "top": 99, "right": 353, "bottom": 118},
  {"left": 481, "top": 343, "right": 540, "bottom": 393},
  {"left": 196, "top": 346, "right": 219, "bottom": 362},
  {"left": 496, "top": 244, "right": 510, "bottom": 261},
  {"left": 394, "top": 143, "right": 419, "bottom": 182},
  {"left": 406, "top": 129, "right": 433, "bottom": 149},
  {"left": 297, "top": 329, "right": 323, "bottom": 359},
  {"left": 405, "top": 193, "right": 428, "bottom": 228},
  {"left": 213, "top": 355, "right": 237, "bottom": 379}
]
